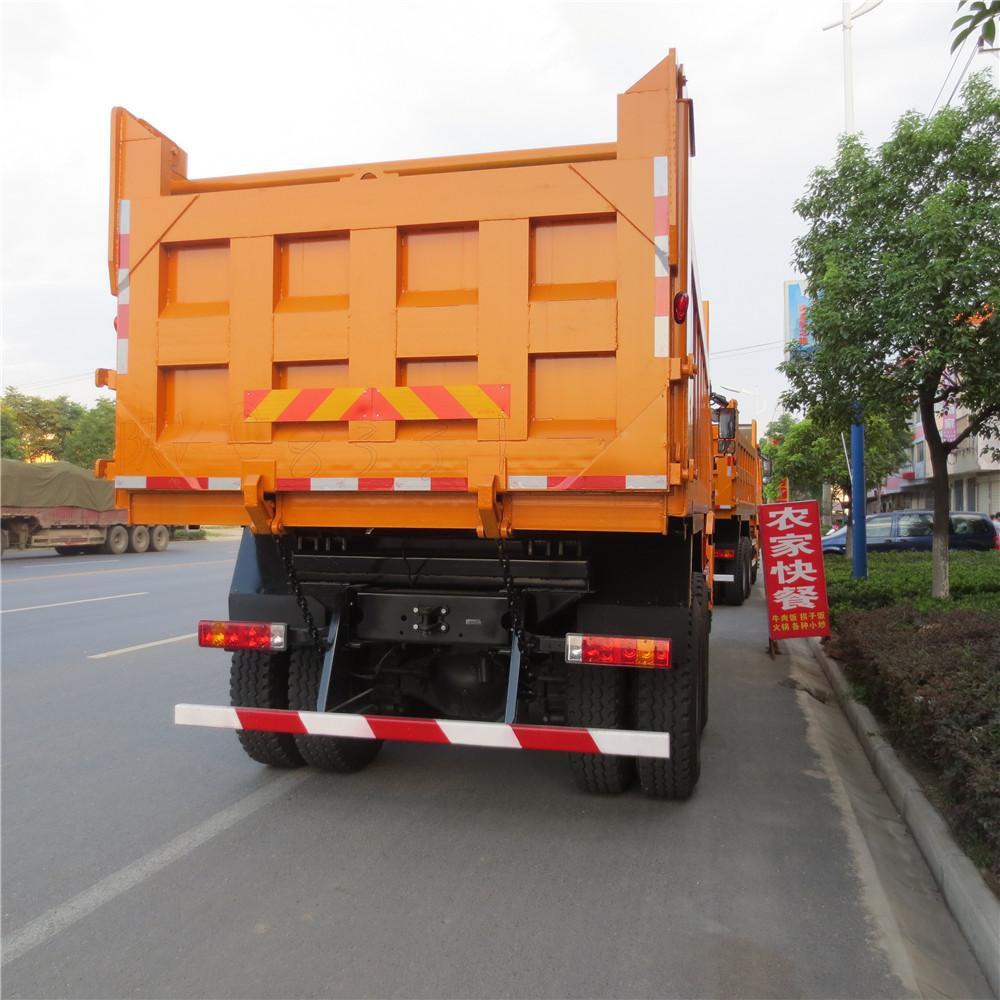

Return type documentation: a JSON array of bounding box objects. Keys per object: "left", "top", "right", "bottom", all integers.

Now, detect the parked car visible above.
[{"left": 821, "top": 510, "right": 999, "bottom": 555}]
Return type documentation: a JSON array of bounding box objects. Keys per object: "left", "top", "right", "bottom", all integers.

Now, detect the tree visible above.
[
  {"left": 761, "top": 414, "right": 909, "bottom": 504},
  {"left": 951, "top": 1, "right": 1000, "bottom": 52},
  {"left": 1, "top": 388, "right": 85, "bottom": 461},
  {"left": 61, "top": 399, "right": 116, "bottom": 471},
  {"left": 1, "top": 404, "right": 24, "bottom": 459},
  {"left": 783, "top": 73, "right": 1000, "bottom": 598}
]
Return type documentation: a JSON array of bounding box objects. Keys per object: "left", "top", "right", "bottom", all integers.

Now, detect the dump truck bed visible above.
[
  {"left": 102, "top": 52, "right": 710, "bottom": 537},
  {"left": 713, "top": 423, "right": 760, "bottom": 519}
]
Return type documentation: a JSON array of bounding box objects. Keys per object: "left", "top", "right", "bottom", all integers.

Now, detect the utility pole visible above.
[{"left": 823, "top": 1, "right": 882, "bottom": 577}]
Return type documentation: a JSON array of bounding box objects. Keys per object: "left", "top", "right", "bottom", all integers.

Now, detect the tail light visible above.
[
  {"left": 715, "top": 548, "right": 736, "bottom": 559},
  {"left": 565, "top": 634, "right": 671, "bottom": 668},
  {"left": 198, "top": 620, "right": 287, "bottom": 652},
  {"left": 673, "top": 291, "right": 690, "bottom": 324}
]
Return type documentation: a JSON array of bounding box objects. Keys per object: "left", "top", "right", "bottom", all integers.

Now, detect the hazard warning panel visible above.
[{"left": 759, "top": 499, "right": 831, "bottom": 640}]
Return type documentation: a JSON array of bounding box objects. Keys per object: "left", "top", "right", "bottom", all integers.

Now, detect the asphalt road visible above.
[{"left": 1, "top": 538, "right": 990, "bottom": 999}]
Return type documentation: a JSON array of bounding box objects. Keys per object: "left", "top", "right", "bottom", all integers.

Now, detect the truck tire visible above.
[
  {"left": 127, "top": 525, "right": 150, "bottom": 553},
  {"left": 288, "top": 647, "right": 383, "bottom": 772},
  {"left": 632, "top": 572, "right": 705, "bottom": 799},
  {"left": 749, "top": 540, "right": 759, "bottom": 585},
  {"left": 566, "top": 663, "right": 634, "bottom": 794},
  {"left": 103, "top": 524, "right": 129, "bottom": 555},
  {"left": 149, "top": 524, "right": 170, "bottom": 551},
  {"left": 740, "top": 537, "right": 753, "bottom": 600},
  {"left": 719, "top": 541, "right": 745, "bottom": 606},
  {"left": 230, "top": 650, "right": 304, "bottom": 768},
  {"left": 693, "top": 572, "right": 710, "bottom": 733}
]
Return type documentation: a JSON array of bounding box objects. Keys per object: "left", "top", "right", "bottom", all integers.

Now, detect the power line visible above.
[
  {"left": 710, "top": 340, "right": 784, "bottom": 358},
  {"left": 945, "top": 39, "right": 980, "bottom": 109},
  {"left": 930, "top": 34, "right": 972, "bottom": 114}
]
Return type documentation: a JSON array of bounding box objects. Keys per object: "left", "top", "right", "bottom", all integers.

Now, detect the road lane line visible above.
[
  {"left": 1, "top": 559, "right": 231, "bottom": 584},
  {"left": 87, "top": 633, "right": 198, "bottom": 659},
  {"left": 1, "top": 771, "right": 311, "bottom": 967},
  {"left": 2, "top": 592, "right": 149, "bottom": 614}
]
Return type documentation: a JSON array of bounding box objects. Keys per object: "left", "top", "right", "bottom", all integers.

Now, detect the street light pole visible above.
[{"left": 823, "top": 0, "right": 883, "bottom": 134}]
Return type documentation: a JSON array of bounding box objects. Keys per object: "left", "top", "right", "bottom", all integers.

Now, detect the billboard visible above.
[{"left": 784, "top": 280, "right": 813, "bottom": 353}]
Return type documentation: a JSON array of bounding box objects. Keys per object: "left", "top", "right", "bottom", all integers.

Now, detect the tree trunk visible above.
[{"left": 919, "top": 390, "right": 950, "bottom": 600}]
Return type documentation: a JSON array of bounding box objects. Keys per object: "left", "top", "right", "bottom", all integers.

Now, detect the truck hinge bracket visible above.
[
  {"left": 243, "top": 474, "right": 274, "bottom": 534},
  {"left": 475, "top": 477, "right": 507, "bottom": 539},
  {"left": 666, "top": 355, "right": 698, "bottom": 382}
]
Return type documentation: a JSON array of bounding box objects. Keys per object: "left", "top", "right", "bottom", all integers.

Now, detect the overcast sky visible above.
[{"left": 2, "top": 0, "right": 992, "bottom": 429}]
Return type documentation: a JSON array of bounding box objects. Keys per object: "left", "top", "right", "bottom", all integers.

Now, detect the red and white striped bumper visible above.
[{"left": 174, "top": 705, "right": 671, "bottom": 758}]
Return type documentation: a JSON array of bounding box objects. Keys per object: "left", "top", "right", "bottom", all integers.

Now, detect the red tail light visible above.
[
  {"left": 198, "top": 620, "right": 287, "bottom": 652},
  {"left": 673, "top": 291, "right": 690, "bottom": 324},
  {"left": 715, "top": 548, "right": 736, "bottom": 559},
  {"left": 565, "top": 633, "right": 671, "bottom": 668}
]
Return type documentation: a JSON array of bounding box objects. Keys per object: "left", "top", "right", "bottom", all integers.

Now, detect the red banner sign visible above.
[{"left": 759, "top": 499, "right": 831, "bottom": 640}]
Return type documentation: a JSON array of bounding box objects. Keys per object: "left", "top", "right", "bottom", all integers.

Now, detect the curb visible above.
[{"left": 807, "top": 637, "right": 1000, "bottom": 998}]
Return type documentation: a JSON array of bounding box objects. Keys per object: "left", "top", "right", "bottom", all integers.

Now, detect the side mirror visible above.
[
  {"left": 718, "top": 407, "right": 737, "bottom": 446},
  {"left": 761, "top": 455, "right": 772, "bottom": 484}
]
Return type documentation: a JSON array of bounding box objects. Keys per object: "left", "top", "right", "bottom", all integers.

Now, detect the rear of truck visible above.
[
  {"left": 100, "top": 52, "right": 713, "bottom": 797},
  {"left": 710, "top": 403, "right": 762, "bottom": 605}
]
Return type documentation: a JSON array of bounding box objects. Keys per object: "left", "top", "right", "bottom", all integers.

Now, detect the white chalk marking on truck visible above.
[
  {"left": 87, "top": 633, "right": 198, "bottom": 660},
  {"left": 0, "top": 771, "right": 310, "bottom": 967},
  {"left": 2, "top": 592, "right": 148, "bottom": 614}
]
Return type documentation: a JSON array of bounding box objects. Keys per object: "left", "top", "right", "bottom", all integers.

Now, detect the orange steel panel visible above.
[
  {"left": 712, "top": 417, "right": 763, "bottom": 519},
  {"left": 104, "top": 51, "right": 712, "bottom": 535}
]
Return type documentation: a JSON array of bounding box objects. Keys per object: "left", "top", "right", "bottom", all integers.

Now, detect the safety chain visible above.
[
  {"left": 497, "top": 535, "right": 528, "bottom": 654},
  {"left": 273, "top": 534, "right": 327, "bottom": 652}
]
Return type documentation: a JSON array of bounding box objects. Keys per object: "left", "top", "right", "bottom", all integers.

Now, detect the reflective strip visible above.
[
  {"left": 115, "top": 476, "right": 241, "bottom": 491},
  {"left": 653, "top": 156, "right": 668, "bottom": 197},
  {"left": 654, "top": 316, "right": 670, "bottom": 357},
  {"left": 276, "top": 477, "right": 469, "bottom": 492},
  {"left": 119, "top": 199, "right": 131, "bottom": 235},
  {"left": 207, "top": 477, "right": 242, "bottom": 491},
  {"left": 393, "top": 477, "right": 431, "bottom": 491},
  {"left": 116, "top": 339, "right": 129, "bottom": 375},
  {"left": 508, "top": 476, "right": 548, "bottom": 490},
  {"left": 114, "top": 476, "right": 146, "bottom": 489},
  {"left": 509, "top": 475, "right": 667, "bottom": 491},
  {"left": 307, "top": 477, "right": 360, "bottom": 491},
  {"left": 117, "top": 269, "right": 130, "bottom": 304},
  {"left": 714, "top": 574, "right": 736, "bottom": 582},
  {"left": 625, "top": 475, "right": 668, "bottom": 490},
  {"left": 174, "top": 704, "right": 672, "bottom": 758},
  {"left": 654, "top": 235, "right": 670, "bottom": 277}
]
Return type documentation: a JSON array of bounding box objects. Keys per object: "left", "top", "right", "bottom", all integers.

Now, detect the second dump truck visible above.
[{"left": 100, "top": 51, "right": 715, "bottom": 797}]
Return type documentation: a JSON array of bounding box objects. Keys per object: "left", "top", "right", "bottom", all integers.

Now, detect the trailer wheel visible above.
[
  {"left": 127, "top": 525, "right": 150, "bottom": 553},
  {"left": 149, "top": 524, "right": 170, "bottom": 552},
  {"left": 288, "top": 647, "right": 383, "bottom": 772},
  {"left": 632, "top": 572, "right": 705, "bottom": 799},
  {"left": 230, "top": 650, "right": 304, "bottom": 768},
  {"left": 102, "top": 524, "right": 129, "bottom": 555},
  {"left": 566, "top": 663, "right": 634, "bottom": 794}
]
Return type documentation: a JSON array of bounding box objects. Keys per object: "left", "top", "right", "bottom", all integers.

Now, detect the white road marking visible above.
[
  {"left": 1, "top": 771, "right": 310, "bottom": 966},
  {"left": 1, "top": 592, "right": 148, "bottom": 615},
  {"left": 1, "top": 559, "right": 232, "bottom": 585},
  {"left": 87, "top": 633, "right": 198, "bottom": 660}
]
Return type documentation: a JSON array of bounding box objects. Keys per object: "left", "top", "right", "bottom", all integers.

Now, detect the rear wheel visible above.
[
  {"left": 632, "top": 572, "right": 706, "bottom": 799},
  {"left": 693, "top": 573, "right": 710, "bottom": 732},
  {"left": 288, "top": 647, "right": 382, "bottom": 772},
  {"left": 230, "top": 650, "right": 304, "bottom": 767},
  {"left": 740, "top": 537, "right": 753, "bottom": 599},
  {"left": 127, "top": 525, "right": 150, "bottom": 553},
  {"left": 149, "top": 524, "right": 170, "bottom": 551},
  {"left": 102, "top": 524, "right": 129, "bottom": 555},
  {"left": 566, "top": 663, "right": 634, "bottom": 794},
  {"left": 719, "top": 541, "right": 745, "bottom": 606}
]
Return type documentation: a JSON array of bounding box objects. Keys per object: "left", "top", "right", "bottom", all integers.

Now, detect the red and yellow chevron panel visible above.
[{"left": 244, "top": 385, "right": 510, "bottom": 422}]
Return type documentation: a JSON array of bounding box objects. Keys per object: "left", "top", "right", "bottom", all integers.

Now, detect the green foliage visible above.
[
  {"left": 829, "top": 602, "right": 1000, "bottom": 882},
  {"left": 824, "top": 550, "right": 1000, "bottom": 614},
  {"left": 1, "top": 387, "right": 85, "bottom": 461},
  {"left": 1, "top": 404, "right": 24, "bottom": 459},
  {"left": 951, "top": 0, "right": 1000, "bottom": 52},
  {"left": 784, "top": 74, "right": 1000, "bottom": 596},
  {"left": 762, "top": 414, "right": 907, "bottom": 501},
  {"left": 61, "top": 399, "right": 115, "bottom": 471}
]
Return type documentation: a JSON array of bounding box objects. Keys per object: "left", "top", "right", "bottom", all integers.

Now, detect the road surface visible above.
[{"left": 1, "top": 539, "right": 990, "bottom": 998}]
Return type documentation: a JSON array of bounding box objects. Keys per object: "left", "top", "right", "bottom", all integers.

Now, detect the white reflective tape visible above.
[
  {"left": 115, "top": 475, "right": 146, "bottom": 489},
  {"left": 207, "top": 477, "right": 241, "bottom": 491},
  {"left": 394, "top": 477, "right": 431, "bottom": 491},
  {"left": 437, "top": 719, "right": 522, "bottom": 749},
  {"left": 301, "top": 711, "right": 376, "bottom": 740},
  {"left": 654, "top": 235, "right": 670, "bottom": 277},
  {"left": 174, "top": 704, "right": 240, "bottom": 730},
  {"left": 508, "top": 476, "right": 547, "bottom": 490},
  {"left": 590, "top": 728, "right": 670, "bottom": 758},
  {"left": 119, "top": 199, "right": 131, "bottom": 235},
  {"left": 714, "top": 574, "right": 735, "bottom": 582},
  {"left": 309, "top": 478, "right": 359, "bottom": 491},
  {"left": 625, "top": 475, "right": 668, "bottom": 490},
  {"left": 117, "top": 269, "right": 130, "bottom": 303},
  {"left": 116, "top": 340, "right": 129, "bottom": 375},
  {"left": 653, "top": 156, "right": 668, "bottom": 197},
  {"left": 654, "top": 316, "right": 670, "bottom": 358},
  {"left": 718, "top": 504, "right": 732, "bottom": 509}
]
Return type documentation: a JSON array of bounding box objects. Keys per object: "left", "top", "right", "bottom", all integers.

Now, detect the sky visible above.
[{"left": 2, "top": 0, "right": 993, "bottom": 430}]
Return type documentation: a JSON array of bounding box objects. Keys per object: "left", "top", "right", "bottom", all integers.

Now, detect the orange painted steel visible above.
[{"left": 101, "top": 51, "right": 712, "bottom": 536}]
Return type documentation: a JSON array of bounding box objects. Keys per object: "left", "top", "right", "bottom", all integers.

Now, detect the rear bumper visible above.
[{"left": 175, "top": 704, "right": 670, "bottom": 758}]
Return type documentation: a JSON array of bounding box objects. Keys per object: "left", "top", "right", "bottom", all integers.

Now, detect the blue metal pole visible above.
[{"left": 851, "top": 418, "right": 868, "bottom": 578}]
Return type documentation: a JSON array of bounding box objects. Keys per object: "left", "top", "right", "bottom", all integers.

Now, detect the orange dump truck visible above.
[
  {"left": 710, "top": 399, "right": 762, "bottom": 605},
  {"left": 99, "top": 52, "right": 714, "bottom": 798}
]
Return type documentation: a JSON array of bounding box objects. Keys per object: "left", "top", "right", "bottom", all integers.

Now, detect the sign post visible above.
[{"left": 760, "top": 499, "right": 832, "bottom": 651}]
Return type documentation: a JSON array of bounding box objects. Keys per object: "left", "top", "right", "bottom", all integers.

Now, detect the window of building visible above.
[
  {"left": 953, "top": 479, "right": 964, "bottom": 511},
  {"left": 914, "top": 441, "right": 925, "bottom": 464},
  {"left": 967, "top": 479, "right": 977, "bottom": 512}
]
